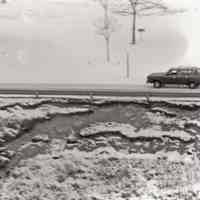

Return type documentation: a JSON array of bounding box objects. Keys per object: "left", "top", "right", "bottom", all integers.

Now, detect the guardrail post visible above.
[
  {"left": 34, "top": 91, "right": 39, "bottom": 98},
  {"left": 89, "top": 92, "right": 94, "bottom": 103},
  {"left": 145, "top": 92, "right": 151, "bottom": 107}
]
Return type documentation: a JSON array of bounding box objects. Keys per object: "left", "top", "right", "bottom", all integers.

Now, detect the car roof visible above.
[{"left": 170, "top": 66, "right": 199, "bottom": 70}]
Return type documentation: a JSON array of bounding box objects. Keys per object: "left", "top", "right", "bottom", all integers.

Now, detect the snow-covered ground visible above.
[
  {"left": 0, "top": 102, "right": 91, "bottom": 143},
  {"left": 1, "top": 142, "right": 200, "bottom": 200},
  {"left": 0, "top": 96, "right": 199, "bottom": 144},
  {"left": 0, "top": 96, "right": 199, "bottom": 199},
  {"left": 3, "top": 96, "right": 200, "bottom": 108}
]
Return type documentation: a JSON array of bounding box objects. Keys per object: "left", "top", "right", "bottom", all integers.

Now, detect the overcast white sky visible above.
[{"left": 0, "top": 0, "right": 199, "bottom": 84}]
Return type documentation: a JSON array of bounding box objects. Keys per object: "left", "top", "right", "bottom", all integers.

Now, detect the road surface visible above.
[{"left": 0, "top": 83, "right": 200, "bottom": 97}]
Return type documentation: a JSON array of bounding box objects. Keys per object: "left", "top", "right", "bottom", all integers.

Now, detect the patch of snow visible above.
[
  {"left": 44, "top": 105, "right": 90, "bottom": 115},
  {"left": 80, "top": 122, "right": 137, "bottom": 136},
  {"left": 185, "top": 119, "right": 200, "bottom": 128},
  {"left": 150, "top": 107, "right": 177, "bottom": 117},
  {"left": 32, "top": 134, "right": 50, "bottom": 143},
  {"left": 134, "top": 141, "right": 143, "bottom": 146},
  {"left": 0, "top": 105, "right": 91, "bottom": 122},
  {"left": 0, "top": 97, "right": 70, "bottom": 109},
  {"left": 1, "top": 96, "right": 200, "bottom": 109},
  {"left": 0, "top": 147, "right": 7, "bottom": 152},
  {"left": 90, "top": 146, "right": 195, "bottom": 164},
  {"left": 1, "top": 145, "right": 199, "bottom": 200},
  {"left": 0, "top": 104, "right": 91, "bottom": 144},
  {"left": 0, "top": 156, "right": 10, "bottom": 167},
  {"left": 89, "top": 96, "right": 200, "bottom": 107},
  {"left": 80, "top": 122, "right": 194, "bottom": 142},
  {"left": 0, "top": 127, "right": 19, "bottom": 139},
  {"left": 0, "top": 98, "right": 47, "bottom": 108},
  {"left": 150, "top": 97, "right": 200, "bottom": 102},
  {"left": 147, "top": 97, "right": 200, "bottom": 108},
  {"left": 18, "top": 142, "right": 44, "bottom": 152},
  {"left": 146, "top": 112, "right": 186, "bottom": 128},
  {"left": 48, "top": 138, "right": 66, "bottom": 158}
]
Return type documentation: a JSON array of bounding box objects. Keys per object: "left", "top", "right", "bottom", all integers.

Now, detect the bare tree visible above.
[
  {"left": 112, "top": 0, "right": 185, "bottom": 45},
  {"left": 94, "top": 0, "right": 119, "bottom": 62}
]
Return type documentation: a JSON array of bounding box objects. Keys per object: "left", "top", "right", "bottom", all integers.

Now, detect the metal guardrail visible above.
[{"left": 0, "top": 88, "right": 199, "bottom": 98}]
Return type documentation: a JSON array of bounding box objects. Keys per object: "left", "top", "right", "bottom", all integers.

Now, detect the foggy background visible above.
[{"left": 0, "top": 0, "right": 199, "bottom": 84}]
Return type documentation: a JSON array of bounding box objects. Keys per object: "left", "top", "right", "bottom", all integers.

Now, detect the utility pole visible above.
[{"left": 126, "top": 51, "right": 130, "bottom": 79}]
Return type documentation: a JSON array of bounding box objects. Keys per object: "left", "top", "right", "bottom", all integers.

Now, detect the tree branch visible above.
[{"left": 112, "top": 0, "right": 186, "bottom": 16}]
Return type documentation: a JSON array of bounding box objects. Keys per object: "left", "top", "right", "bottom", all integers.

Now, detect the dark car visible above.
[{"left": 147, "top": 67, "right": 200, "bottom": 89}]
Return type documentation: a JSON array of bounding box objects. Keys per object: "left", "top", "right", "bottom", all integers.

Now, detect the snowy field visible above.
[{"left": 0, "top": 96, "right": 200, "bottom": 199}]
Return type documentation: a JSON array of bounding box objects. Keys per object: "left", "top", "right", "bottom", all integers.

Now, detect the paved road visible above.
[{"left": 0, "top": 83, "right": 200, "bottom": 97}]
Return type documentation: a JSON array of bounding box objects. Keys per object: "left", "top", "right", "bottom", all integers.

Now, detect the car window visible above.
[
  {"left": 168, "top": 69, "right": 177, "bottom": 75},
  {"left": 179, "top": 69, "right": 193, "bottom": 75}
]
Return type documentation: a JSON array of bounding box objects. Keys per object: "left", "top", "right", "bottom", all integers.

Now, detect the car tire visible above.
[
  {"left": 153, "top": 81, "right": 161, "bottom": 88},
  {"left": 188, "top": 82, "right": 197, "bottom": 89}
]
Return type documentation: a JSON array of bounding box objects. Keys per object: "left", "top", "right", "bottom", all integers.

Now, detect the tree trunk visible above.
[
  {"left": 104, "top": 1, "right": 110, "bottom": 62},
  {"left": 131, "top": 9, "right": 136, "bottom": 45},
  {"left": 106, "top": 37, "right": 110, "bottom": 62}
]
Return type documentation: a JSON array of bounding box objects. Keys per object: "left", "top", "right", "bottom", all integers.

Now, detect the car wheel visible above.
[
  {"left": 188, "top": 82, "right": 197, "bottom": 89},
  {"left": 153, "top": 81, "right": 161, "bottom": 88}
]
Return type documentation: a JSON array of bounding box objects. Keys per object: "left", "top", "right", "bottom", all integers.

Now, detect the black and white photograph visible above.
[{"left": 0, "top": 0, "right": 200, "bottom": 199}]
